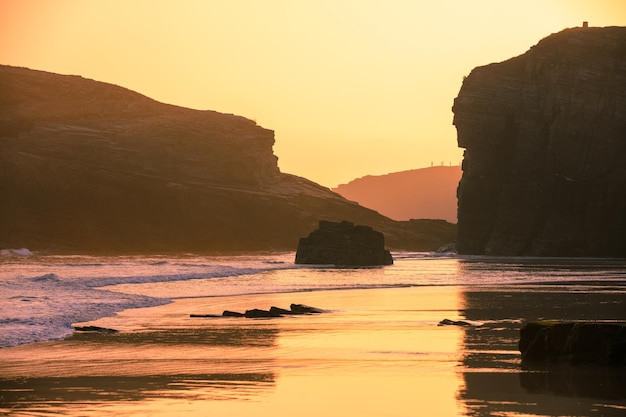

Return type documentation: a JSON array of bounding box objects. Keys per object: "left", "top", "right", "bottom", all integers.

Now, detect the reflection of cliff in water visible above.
[
  {"left": 0, "top": 325, "right": 279, "bottom": 413},
  {"left": 455, "top": 259, "right": 626, "bottom": 416},
  {"left": 0, "top": 372, "right": 276, "bottom": 406}
]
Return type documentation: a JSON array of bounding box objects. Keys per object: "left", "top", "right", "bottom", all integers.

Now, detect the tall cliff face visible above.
[
  {"left": 0, "top": 65, "right": 455, "bottom": 253},
  {"left": 453, "top": 27, "right": 626, "bottom": 256}
]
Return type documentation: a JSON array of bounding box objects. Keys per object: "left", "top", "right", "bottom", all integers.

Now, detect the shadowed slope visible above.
[{"left": 0, "top": 65, "right": 455, "bottom": 253}]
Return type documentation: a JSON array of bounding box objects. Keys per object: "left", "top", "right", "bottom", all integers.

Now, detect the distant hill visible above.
[
  {"left": 0, "top": 65, "right": 456, "bottom": 253},
  {"left": 333, "top": 166, "right": 461, "bottom": 223}
]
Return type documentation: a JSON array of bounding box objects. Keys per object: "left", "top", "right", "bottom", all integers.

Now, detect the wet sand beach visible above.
[{"left": 1, "top": 281, "right": 625, "bottom": 417}]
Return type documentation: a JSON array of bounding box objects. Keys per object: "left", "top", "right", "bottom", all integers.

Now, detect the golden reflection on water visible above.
[
  {"left": 3, "top": 264, "right": 626, "bottom": 416},
  {"left": 0, "top": 287, "right": 467, "bottom": 417},
  {"left": 456, "top": 258, "right": 626, "bottom": 417}
]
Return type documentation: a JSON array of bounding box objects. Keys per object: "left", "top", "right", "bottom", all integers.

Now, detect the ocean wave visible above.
[
  {"left": 0, "top": 248, "right": 33, "bottom": 257},
  {"left": 82, "top": 265, "right": 297, "bottom": 288},
  {"left": 30, "top": 273, "right": 62, "bottom": 282},
  {"left": 0, "top": 283, "right": 169, "bottom": 348}
]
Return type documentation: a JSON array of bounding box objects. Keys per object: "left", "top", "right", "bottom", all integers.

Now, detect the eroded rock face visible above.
[
  {"left": 295, "top": 220, "right": 393, "bottom": 266},
  {"left": 453, "top": 27, "right": 626, "bottom": 256},
  {"left": 0, "top": 65, "right": 455, "bottom": 253}
]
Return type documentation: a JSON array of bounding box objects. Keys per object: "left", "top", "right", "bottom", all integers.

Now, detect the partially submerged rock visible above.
[
  {"left": 190, "top": 304, "right": 327, "bottom": 319},
  {"left": 438, "top": 318, "right": 472, "bottom": 327},
  {"left": 222, "top": 310, "right": 245, "bottom": 317},
  {"left": 290, "top": 303, "right": 326, "bottom": 314},
  {"left": 73, "top": 325, "right": 118, "bottom": 333},
  {"left": 519, "top": 321, "right": 626, "bottom": 366},
  {"left": 244, "top": 309, "right": 282, "bottom": 318},
  {"left": 295, "top": 220, "right": 393, "bottom": 266},
  {"left": 269, "top": 306, "right": 293, "bottom": 315}
]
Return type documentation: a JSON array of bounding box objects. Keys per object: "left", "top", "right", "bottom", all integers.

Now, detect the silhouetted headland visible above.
[
  {"left": 0, "top": 65, "right": 454, "bottom": 253},
  {"left": 453, "top": 26, "right": 626, "bottom": 256}
]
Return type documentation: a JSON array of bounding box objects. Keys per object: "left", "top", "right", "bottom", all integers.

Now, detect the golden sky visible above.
[{"left": 1, "top": 0, "right": 624, "bottom": 187}]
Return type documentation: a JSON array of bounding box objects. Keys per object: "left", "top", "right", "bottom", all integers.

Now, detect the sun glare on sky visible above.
[{"left": 1, "top": 0, "right": 625, "bottom": 187}]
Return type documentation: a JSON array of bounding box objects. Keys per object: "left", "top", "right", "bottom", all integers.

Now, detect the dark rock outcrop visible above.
[
  {"left": 244, "top": 309, "right": 283, "bottom": 318},
  {"left": 221, "top": 310, "right": 245, "bottom": 317},
  {"left": 190, "top": 304, "right": 327, "bottom": 319},
  {"left": 295, "top": 220, "right": 393, "bottom": 265},
  {"left": 72, "top": 326, "right": 118, "bottom": 333},
  {"left": 453, "top": 26, "right": 626, "bottom": 256},
  {"left": 519, "top": 321, "right": 626, "bottom": 366},
  {"left": 0, "top": 65, "right": 455, "bottom": 253},
  {"left": 289, "top": 303, "right": 326, "bottom": 314},
  {"left": 438, "top": 318, "right": 472, "bottom": 327}
]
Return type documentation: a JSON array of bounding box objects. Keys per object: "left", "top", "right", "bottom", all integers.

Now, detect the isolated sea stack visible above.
[
  {"left": 453, "top": 26, "right": 626, "bottom": 256},
  {"left": 0, "top": 65, "right": 454, "bottom": 253},
  {"left": 295, "top": 220, "right": 393, "bottom": 266}
]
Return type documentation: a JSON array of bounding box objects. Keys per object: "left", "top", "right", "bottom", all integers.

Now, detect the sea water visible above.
[
  {"left": 1, "top": 251, "right": 626, "bottom": 417},
  {"left": 2, "top": 251, "right": 625, "bottom": 348}
]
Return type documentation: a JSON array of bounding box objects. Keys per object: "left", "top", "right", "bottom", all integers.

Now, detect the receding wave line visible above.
[{"left": 83, "top": 266, "right": 298, "bottom": 288}]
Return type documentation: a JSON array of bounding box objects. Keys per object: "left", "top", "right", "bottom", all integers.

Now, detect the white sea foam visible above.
[
  {"left": 1, "top": 252, "right": 625, "bottom": 348},
  {"left": 0, "top": 248, "right": 33, "bottom": 257},
  {"left": 0, "top": 253, "right": 297, "bottom": 348}
]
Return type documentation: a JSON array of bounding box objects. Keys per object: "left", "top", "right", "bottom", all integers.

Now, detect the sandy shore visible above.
[{"left": 1, "top": 284, "right": 625, "bottom": 416}]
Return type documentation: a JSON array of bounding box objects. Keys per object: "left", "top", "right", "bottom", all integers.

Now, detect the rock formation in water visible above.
[
  {"left": 453, "top": 26, "right": 626, "bottom": 256},
  {"left": 0, "top": 65, "right": 455, "bottom": 253},
  {"left": 519, "top": 321, "right": 626, "bottom": 366},
  {"left": 295, "top": 220, "right": 393, "bottom": 266},
  {"left": 333, "top": 165, "right": 461, "bottom": 223}
]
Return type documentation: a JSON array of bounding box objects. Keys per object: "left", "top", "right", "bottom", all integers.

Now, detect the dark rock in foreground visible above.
[
  {"left": 73, "top": 326, "right": 118, "bottom": 333},
  {"left": 190, "top": 304, "right": 327, "bottom": 319},
  {"left": 438, "top": 318, "right": 472, "bottom": 327},
  {"left": 222, "top": 310, "right": 245, "bottom": 317},
  {"left": 295, "top": 220, "right": 393, "bottom": 266},
  {"left": 519, "top": 321, "right": 626, "bottom": 366},
  {"left": 244, "top": 309, "right": 283, "bottom": 318},
  {"left": 289, "top": 303, "right": 326, "bottom": 314},
  {"left": 453, "top": 26, "right": 626, "bottom": 256}
]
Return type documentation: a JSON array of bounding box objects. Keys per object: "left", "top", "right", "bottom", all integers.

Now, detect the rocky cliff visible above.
[
  {"left": 333, "top": 165, "right": 461, "bottom": 223},
  {"left": 0, "top": 65, "right": 455, "bottom": 253},
  {"left": 453, "top": 26, "right": 626, "bottom": 256}
]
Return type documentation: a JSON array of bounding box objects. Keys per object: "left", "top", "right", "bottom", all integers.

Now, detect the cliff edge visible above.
[
  {"left": 0, "top": 65, "right": 455, "bottom": 253},
  {"left": 453, "top": 26, "right": 626, "bottom": 256}
]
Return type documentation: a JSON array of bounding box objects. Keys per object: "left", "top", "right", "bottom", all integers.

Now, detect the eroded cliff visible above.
[
  {"left": 453, "top": 26, "right": 626, "bottom": 256},
  {"left": 0, "top": 65, "right": 454, "bottom": 253}
]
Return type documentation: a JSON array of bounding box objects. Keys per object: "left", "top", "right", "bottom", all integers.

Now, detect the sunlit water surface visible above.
[{"left": 1, "top": 252, "right": 625, "bottom": 416}]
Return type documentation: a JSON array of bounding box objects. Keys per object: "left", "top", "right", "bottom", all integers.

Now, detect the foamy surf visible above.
[{"left": 0, "top": 253, "right": 297, "bottom": 348}]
